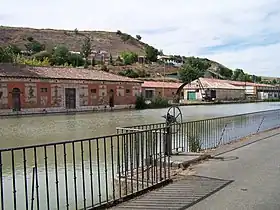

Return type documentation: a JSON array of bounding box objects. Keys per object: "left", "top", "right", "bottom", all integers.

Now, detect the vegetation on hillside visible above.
[
  {"left": 178, "top": 56, "right": 264, "bottom": 84},
  {"left": 0, "top": 26, "right": 278, "bottom": 84}
]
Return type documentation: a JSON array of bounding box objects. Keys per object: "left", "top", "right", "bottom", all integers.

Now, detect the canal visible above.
[
  {"left": 1, "top": 102, "right": 280, "bottom": 148},
  {"left": 0, "top": 102, "right": 280, "bottom": 210}
]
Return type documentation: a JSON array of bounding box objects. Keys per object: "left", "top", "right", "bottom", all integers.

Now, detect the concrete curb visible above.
[
  {"left": 177, "top": 127, "right": 280, "bottom": 170},
  {"left": 178, "top": 154, "right": 212, "bottom": 169}
]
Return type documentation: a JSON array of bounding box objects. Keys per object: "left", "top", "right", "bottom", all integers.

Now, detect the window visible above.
[
  {"left": 40, "top": 88, "right": 48, "bottom": 93},
  {"left": 126, "top": 89, "right": 130, "bottom": 94},
  {"left": 91, "top": 89, "right": 96, "bottom": 93},
  {"left": 145, "top": 90, "right": 154, "bottom": 99},
  {"left": 102, "top": 92, "right": 105, "bottom": 96}
]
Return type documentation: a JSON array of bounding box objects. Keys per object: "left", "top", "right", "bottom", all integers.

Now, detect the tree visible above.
[
  {"left": 91, "top": 57, "right": 96, "bottom": 66},
  {"left": 109, "top": 54, "right": 113, "bottom": 65},
  {"left": 7, "top": 45, "right": 21, "bottom": 55},
  {"left": 136, "top": 35, "right": 142, "bottom": 41},
  {"left": 25, "top": 40, "right": 45, "bottom": 54},
  {"left": 232, "top": 68, "right": 244, "bottom": 81},
  {"left": 52, "top": 45, "right": 70, "bottom": 65},
  {"left": 121, "top": 52, "right": 138, "bottom": 65},
  {"left": 179, "top": 63, "right": 204, "bottom": 83},
  {"left": 116, "top": 30, "right": 122, "bottom": 35},
  {"left": 81, "top": 37, "right": 91, "bottom": 68},
  {"left": 74, "top": 28, "right": 78, "bottom": 35},
  {"left": 0, "top": 46, "right": 14, "bottom": 62},
  {"left": 145, "top": 46, "right": 159, "bottom": 62},
  {"left": 219, "top": 67, "right": 233, "bottom": 79},
  {"left": 68, "top": 53, "right": 85, "bottom": 67}
]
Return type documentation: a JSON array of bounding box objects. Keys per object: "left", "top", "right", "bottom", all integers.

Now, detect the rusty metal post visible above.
[{"left": 164, "top": 122, "right": 172, "bottom": 156}]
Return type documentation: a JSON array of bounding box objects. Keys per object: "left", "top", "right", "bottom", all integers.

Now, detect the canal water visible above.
[
  {"left": 1, "top": 102, "right": 280, "bottom": 210},
  {"left": 1, "top": 102, "right": 280, "bottom": 149}
]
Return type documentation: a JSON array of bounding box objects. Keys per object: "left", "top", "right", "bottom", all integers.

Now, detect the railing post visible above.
[{"left": 164, "top": 125, "right": 172, "bottom": 156}]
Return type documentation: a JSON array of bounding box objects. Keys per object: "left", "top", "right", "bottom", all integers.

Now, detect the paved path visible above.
[
  {"left": 110, "top": 128, "right": 280, "bottom": 210},
  {"left": 189, "top": 129, "right": 280, "bottom": 210}
]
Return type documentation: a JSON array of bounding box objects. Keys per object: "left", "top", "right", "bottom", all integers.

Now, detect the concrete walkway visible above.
[{"left": 110, "top": 128, "right": 280, "bottom": 210}]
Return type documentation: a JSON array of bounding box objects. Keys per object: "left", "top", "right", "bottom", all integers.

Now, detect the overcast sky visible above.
[{"left": 1, "top": 0, "right": 280, "bottom": 76}]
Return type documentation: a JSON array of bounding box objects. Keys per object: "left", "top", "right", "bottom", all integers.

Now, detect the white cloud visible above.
[{"left": 1, "top": 0, "right": 280, "bottom": 76}]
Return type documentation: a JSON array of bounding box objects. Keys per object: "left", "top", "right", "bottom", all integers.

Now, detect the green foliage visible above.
[
  {"left": 74, "top": 28, "right": 78, "bottom": 34},
  {"left": 179, "top": 63, "right": 204, "bottom": 83},
  {"left": 116, "top": 30, "right": 122, "bottom": 35},
  {"left": 0, "top": 46, "right": 15, "bottom": 62},
  {"left": 33, "top": 51, "right": 52, "bottom": 61},
  {"left": 68, "top": 53, "right": 85, "bottom": 67},
  {"left": 135, "top": 94, "right": 147, "bottom": 109},
  {"left": 150, "top": 96, "right": 169, "bottom": 108},
  {"left": 145, "top": 45, "right": 159, "bottom": 62},
  {"left": 121, "top": 51, "right": 138, "bottom": 65},
  {"left": 15, "top": 55, "right": 50, "bottom": 66},
  {"left": 118, "top": 69, "right": 139, "bottom": 78},
  {"left": 188, "top": 135, "right": 202, "bottom": 152},
  {"left": 109, "top": 54, "right": 113, "bottom": 65},
  {"left": 81, "top": 37, "right": 91, "bottom": 67},
  {"left": 219, "top": 66, "right": 233, "bottom": 79},
  {"left": 136, "top": 35, "right": 142, "bottom": 40},
  {"left": 25, "top": 40, "right": 45, "bottom": 54},
  {"left": 52, "top": 45, "right": 70, "bottom": 65},
  {"left": 6, "top": 45, "right": 21, "bottom": 55}
]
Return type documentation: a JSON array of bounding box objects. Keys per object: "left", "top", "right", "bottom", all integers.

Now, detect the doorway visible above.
[
  {"left": 65, "top": 88, "right": 76, "bottom": 109},
  {"left": 12, "top": 88, "right": 21, "bottom": 111},
  {"left": 109, "top": 89, "right": 115, "bottom": 108}
]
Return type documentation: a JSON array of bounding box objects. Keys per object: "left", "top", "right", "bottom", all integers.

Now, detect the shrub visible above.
[
  {"left": 33, "top": 51, "right": 52, "bottom": 61},
  {"left": 68, "top": 53, "right": 85, "bottom": 67},
  {"left": 121, "top": 51, "right": 138, "bottom": 65},
  {"left": 116, "top": 30, "right": 122, "bottom": 35},
  {"left": 135, "top": 94, "right": 147, "bottom": 109},
  {"left": 150, "top": 96, "right": 169, "bottom": 108},
  {"left": 118, "top": 69, "right": 139, "bottom": 78},
  {"left": 188, "top": 135, "right": 202, "bottom": 152}
]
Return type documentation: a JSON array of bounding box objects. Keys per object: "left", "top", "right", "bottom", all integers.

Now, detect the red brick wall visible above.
[
  {"left": 142, "top": 87, "right": 179, "bottom": 100},
  {"left": 4, "top": 80, "right": 140, "bottom": 110},
  {"left": 7, "top": 82, "right": 25, "bottom": 109},
  {"left": 37, "top": 83, "right": 51, "bottom": 107}
]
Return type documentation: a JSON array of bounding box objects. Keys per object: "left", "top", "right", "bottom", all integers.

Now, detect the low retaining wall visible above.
[{"left": 0, "top": 104, "right": 135, "bottom": 116}]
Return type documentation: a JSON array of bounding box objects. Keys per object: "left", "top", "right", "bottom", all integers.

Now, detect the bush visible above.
[
  {"left": 33, "top": 51, "right": 52, "bottom": 61},
  {"left": 68, "top": 53, "right": 85, "bottom": 67},
  {"left": 116, "top": 30, "right": 122, "bottom": 35},
  {"left": 121, "top": 51, "right": 138, "bottom": 65},
  {"left": 135, "top": 94, "right": 147, "bottom": 109},
  {"left": 188, "top": 135, "right": 202, "bottom": 152},
  {"left": 118, "top": 69, "right": 139, "bottom": 78},
  {"left": 150, "top": 96, "right": 169, "bottom": 108}
]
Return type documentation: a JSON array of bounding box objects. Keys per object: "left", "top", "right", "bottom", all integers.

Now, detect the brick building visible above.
[
  {"left": 141, "top": 81, "right": 183, "bottom": 102},
  {"left": 0, "top": 64, "right": 142, "bottom": 115}
]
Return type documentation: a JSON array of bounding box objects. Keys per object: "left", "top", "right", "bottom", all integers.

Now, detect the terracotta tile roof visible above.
[
  {"left": 190, "top": 78, "right": 245, "bottom": 90},
  {"left": 226, "top": 80, "right": 275, "bottom": 87},
  {"left": 0, "top": 64, "right": 142, "bottom": 83},
  {"left": 142, "top": 81, "right": 182, "bottom": 89}
]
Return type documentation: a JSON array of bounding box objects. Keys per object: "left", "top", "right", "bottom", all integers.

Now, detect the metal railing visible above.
[
  {"left": 0, "top": 127, "right": 170, "bottom": 210},
  {"left": 118, "top": 109, "right": 280, "bottom": 153},
  {"left": 1, "top": 109, "right": 280, "bottom": 210}
]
